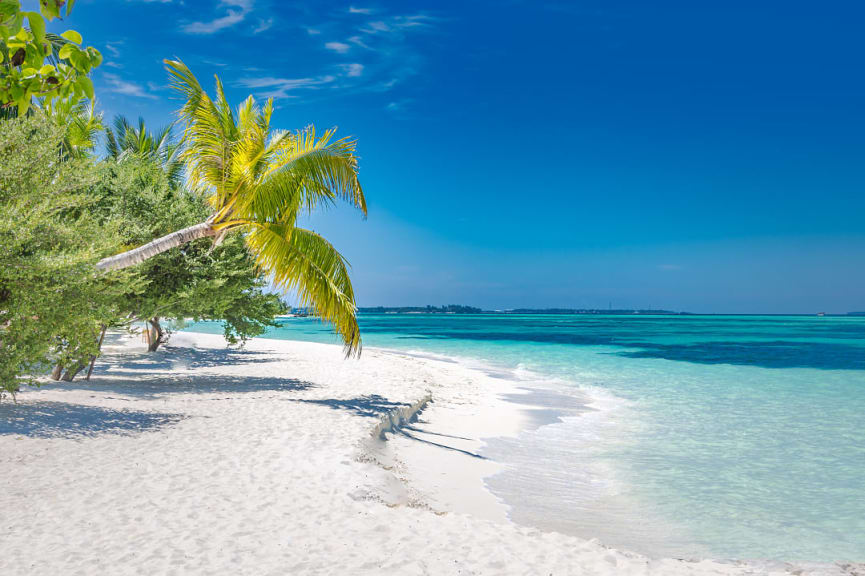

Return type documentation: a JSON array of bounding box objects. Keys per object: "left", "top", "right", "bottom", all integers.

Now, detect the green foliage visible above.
[
  {"left": 0, "top": 115, "right": 287, "bottom": 395},
  {"left": 0, "top": 115, "right": 134, "bottom": 396},
  {"left": 105, "top": 115, "right": 183, "bottom": 185},
  {"left": 1, "top": 0, "right": 100, "bottom": 116},
  {"left": 39, "top": 96, "right": 103, "bottom": 159},
  {"left": 91, "top": 156, "right": 287, "bottom": 347}
]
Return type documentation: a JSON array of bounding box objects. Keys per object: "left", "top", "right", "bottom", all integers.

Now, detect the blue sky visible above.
[{"left": 45, "top": 1, "right": 865, "bottom": 312}]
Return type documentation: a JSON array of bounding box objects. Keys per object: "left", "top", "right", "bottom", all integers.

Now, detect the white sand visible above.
[{"left": 0, "top": 332, "right": 854, "bottom": 575}]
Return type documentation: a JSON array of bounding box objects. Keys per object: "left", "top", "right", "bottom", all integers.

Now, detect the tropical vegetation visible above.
[{"left": 0, "top": 2, "right": 365, "bottom": 397}]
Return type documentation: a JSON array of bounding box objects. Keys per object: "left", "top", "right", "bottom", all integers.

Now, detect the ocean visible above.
[{"left": 183, "top": 314, "right": 865, "bottom": 562}]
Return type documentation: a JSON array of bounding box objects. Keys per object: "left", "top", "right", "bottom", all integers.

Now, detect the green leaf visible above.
[
  {"left": 8, "top": 12, "right": 23, "bottom": 35},
  {"left": 0, "top": 0, "right": 20, "bottom": 20},
  {"left": 69, "top": 51, "right": 89, "bottom": 72},
  {"left": 16, "top": 94, "right": 30, "bottom": 115},
  {"left": 86, "top": 47, "right": 102, "bottom": 67},
  {"left": 25, "top": 12, "right": 45, "bottom": 45},
  {"left": 58, "top": 43, "right": 74, "bottom": 60},
  {"left": 61, "top": 29, "right": 83, "bottom": 44},
  {"left": 39, "top": 0, "right": 60, "bottom": 20},
  {"left": 77, "top": 76, "right": 93, "bottom": 100},
  {"left": 39, "top": 63, "right": 54, "bottom": 74},
  {"left": 14, "top": 27, "right": 28, "bottom": 41}
]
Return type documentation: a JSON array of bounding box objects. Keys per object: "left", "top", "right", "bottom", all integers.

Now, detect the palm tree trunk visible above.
[{"left": 96, "top": 222, "right": 217, "bottom": 272}]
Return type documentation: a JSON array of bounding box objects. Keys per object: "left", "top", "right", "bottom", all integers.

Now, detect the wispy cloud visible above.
[
  {"left": 325, "top": 41, "right": 350, "bottom": 54},
  {"left": 102, "top": 73, "right": 157, "bottom": 99},
  {"left": 183, "top": 0, "right": 253, "bottom": 35},
  {"left": 343, "top": 63, "right": 364, "bottom": 77},
  {"left": 237, "top": 75, "right": 336, "bottom": 99},
  {"left": 104, "top": 42, "right": 122, "bottom": 58},
  {"left": 360, "top": 20, "right": 390, "bottom": 34},
  {"left": 239, "top": 7, "right": 441, "bottom": 104},
  {"left": 254, "top": 17, "right": 274, "bottom": 34}
]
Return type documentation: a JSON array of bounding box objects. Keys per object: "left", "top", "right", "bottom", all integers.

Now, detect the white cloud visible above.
[
  {"left": 102, "top": 73, "right": 157, "bottom": 99},
  {"left": 347, "top": 35, "right": 372, "bottom": 49},
  {"left": 394, "top": 14, "right": 437, "bottom": 28},
  {"left": 348, "top": 6, "right": 373, "bottom": 14},
  {"left": 307, "top": 27, "right": 321, "bottom": 35},
  {"left": 385, "top": 98, "right": 411, "bottom": 112},
  {"left": 343, "top": 63, "right": 364, "bottom": 77},
  {"left": 104, "top": 42, "right": 122, "bottom": 58},
  {"left": 325, "top": 41, "right": 350, "bottom": 54},
  {"left": 361, "top": 20, "right": 391, "bottom": 34},
  {"left": 182, "top": 0, "right": 253, "bottom": 35},
  {"left": 237, "top": 75, "right": 336, "bottom": 99},
  {"left": 254, "top": 17, "right": 273, "bottom": 34}
]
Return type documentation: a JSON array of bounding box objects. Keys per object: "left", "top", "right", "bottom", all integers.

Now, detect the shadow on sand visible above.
[
  {"left": 0, "top": 401, "right": 184, "bottom": 438},
  {"left": 295, "top": 394, "right": 408, "bottom": 418},
  {"left": 55, "top": 335, "right": 320, "bottom": 399}
]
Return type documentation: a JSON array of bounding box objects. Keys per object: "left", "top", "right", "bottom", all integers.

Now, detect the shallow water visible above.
[{"left": 183, "top": 314, "right": 865, "bottom": 562}]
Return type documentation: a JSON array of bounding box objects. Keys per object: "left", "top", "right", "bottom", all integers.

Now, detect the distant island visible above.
[
  {"left": 356, "top": 305, "right": 681, "bottom": 315},
  {"left": 289, "top": 306, "right": 865, "bottom": 316},
  {"left": 358, "top": 305, "right": 485, "bottom": 314}
]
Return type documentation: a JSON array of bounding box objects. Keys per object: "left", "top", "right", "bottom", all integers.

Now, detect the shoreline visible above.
[{"left": 0, "top": 331, "right": 857, "bottom": 574}]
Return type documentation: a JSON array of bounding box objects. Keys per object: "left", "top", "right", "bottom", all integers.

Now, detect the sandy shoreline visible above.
[{"left": 0, "top": 332, "right": 856, "bottom": 575}]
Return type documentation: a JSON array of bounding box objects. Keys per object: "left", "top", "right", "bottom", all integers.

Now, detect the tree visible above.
[
  {"left": 39, "top": 96, "right": 103, "bottom": 159},
  {"left": 97, "top": 60, "right": 367, "bottom": 355},
  {"left": 105, "top": 115, "right": 183, "bottom": 185},
  {"left": 0, "top": 115, "right": 135, "bottom": 396},
  {"left": 91, "top": 156, "right": 286, "bottom": 352},
  {"left": 1, "top": 0, "right": 102, "bottom": 116}
]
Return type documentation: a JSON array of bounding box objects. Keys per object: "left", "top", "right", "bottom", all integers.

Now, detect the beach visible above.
[{"left": 0, "top": 332, "right": 856, "bottom": 575}]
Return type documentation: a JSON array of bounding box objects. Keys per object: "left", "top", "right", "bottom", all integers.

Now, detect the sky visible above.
[{"left": 40, "top": 0, "right": 865, "bottom": 313}]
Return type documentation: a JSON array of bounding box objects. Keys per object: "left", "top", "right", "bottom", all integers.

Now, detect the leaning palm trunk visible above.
[{"left": 97, "top": 222, "right": 216, "bottom": 272}]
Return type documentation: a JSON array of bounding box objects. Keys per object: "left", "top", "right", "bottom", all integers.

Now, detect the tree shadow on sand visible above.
[
  {"left": 295, "top": 394, "right": 408, "bottom": 418},
  {"left": 46, "top": 336, "right": 319, "bottom": 399},
  {"left": 0, "top": 401, "right": 185, "bottom": 438},
  {"left": 37, "top": 373, "right": 317, "bottom": 400},
  {"left": 95, "top": 340, "right": 278, "bottom": 374}
]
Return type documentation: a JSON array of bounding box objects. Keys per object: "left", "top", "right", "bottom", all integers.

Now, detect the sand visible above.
[{"left": 0, "top": 332, "right": 855, "bottom": 575}]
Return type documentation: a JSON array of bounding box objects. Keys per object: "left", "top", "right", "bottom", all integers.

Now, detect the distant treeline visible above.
[
  {"left": 498, "top": 308, "right": 681, "bottom": 315},
  {"left": 356, "top": 306, "right": 681, "bottom": 315},
  {"left": 358, "top": 305, "right": 484, "bottom": 314},
  {"left": 351, "top": 307, "right": 865, "bottom": 316}
]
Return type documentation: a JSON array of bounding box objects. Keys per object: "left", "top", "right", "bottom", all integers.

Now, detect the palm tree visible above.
[
  {"left": 105, "top": 116, "right": 184, "bottom": 185},
  {"left": 96, "top": 60, "right": 366, "bottom": 353},
  {"left": 39, "top": 97, "right": 104, "bottom": 160}
]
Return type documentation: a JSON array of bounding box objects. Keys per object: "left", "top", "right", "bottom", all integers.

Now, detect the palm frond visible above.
[
  {"left": 164, "top": 60, "right": 365, "bottom": 353},
  {"left": 38, "top": 97, "right": 103, "bottom": 159},
  {"left": 245, "top": 223, "right": 360, "bottom": 355}
]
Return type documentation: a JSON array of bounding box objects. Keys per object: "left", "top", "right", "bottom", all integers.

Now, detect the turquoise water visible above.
[{"left": 183, "top": 314, "right": 865, "bottom": 562}]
